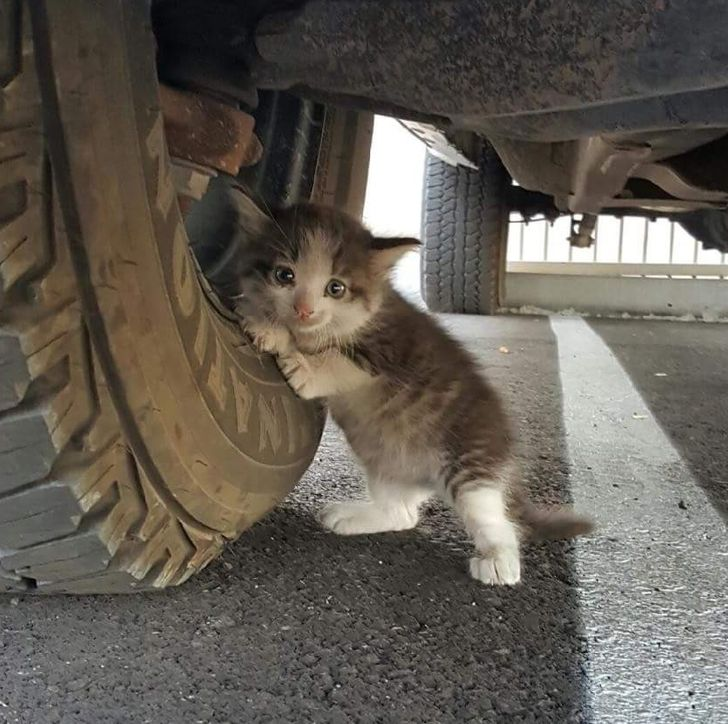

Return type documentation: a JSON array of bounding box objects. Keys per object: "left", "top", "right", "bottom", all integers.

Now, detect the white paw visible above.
[
  {"left": 469, "top": 547, "right": 521, "bottom": 586},
  {"left": 319, "top": 501, "right": 416, "bottom": 535},
  {"left": 277, "top": 352, "right": 316, "bottom": 399},
  {"left": 245, "top": 322, "right": 292, "bottom": 355},
  {"left": 319, "top": 501, "right": 380, "bottom": 535}
]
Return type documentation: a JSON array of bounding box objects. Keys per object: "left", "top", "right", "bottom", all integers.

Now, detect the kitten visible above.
[{"left": 226, "top": 196, "right": 593, "bottom": 585}]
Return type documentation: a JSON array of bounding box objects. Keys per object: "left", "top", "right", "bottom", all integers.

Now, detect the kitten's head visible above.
[{"left": 229, "top": 198, "right": 418, "bottom": 344}]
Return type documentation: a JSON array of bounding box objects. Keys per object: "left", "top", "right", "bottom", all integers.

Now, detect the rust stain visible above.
[{"left": 159, "top": 84, "right": 261, "bottom": 175}]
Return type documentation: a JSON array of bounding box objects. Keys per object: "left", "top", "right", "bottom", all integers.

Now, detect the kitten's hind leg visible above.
[
  {"left": 320, "top": 478, "right": 431, "bottom": 536},
  {"left": 454, "top": 485, "right": 521, "bottom": 586}
]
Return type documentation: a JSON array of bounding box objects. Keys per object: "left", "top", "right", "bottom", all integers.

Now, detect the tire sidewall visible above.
[{"left": 39, "top": 1, "right": 322, "bottom": 535}]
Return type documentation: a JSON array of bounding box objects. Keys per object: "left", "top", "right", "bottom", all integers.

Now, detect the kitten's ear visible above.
[{"left": 370, "top": 236, "right": 421, "bottom": 274}]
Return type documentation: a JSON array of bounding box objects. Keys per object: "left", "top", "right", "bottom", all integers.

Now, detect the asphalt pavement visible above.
[{"left": 0, "top": 315, "right": 726, "bottom": 724}]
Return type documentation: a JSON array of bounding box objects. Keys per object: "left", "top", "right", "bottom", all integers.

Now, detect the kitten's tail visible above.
[{"left": 514, "top": 496, "right": 594, "bottom": 541}]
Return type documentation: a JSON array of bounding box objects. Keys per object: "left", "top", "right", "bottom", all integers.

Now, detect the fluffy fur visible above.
[{"left": 226, "top": 199, "right": 592, "bottom": 585}]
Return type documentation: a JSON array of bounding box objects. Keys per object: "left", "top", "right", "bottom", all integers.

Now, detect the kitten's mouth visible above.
[{"left": 291, "top": 317, "right": 328, "bottom": 333}]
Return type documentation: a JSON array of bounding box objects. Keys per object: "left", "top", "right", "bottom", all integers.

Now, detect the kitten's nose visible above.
[{"left": 294, "top": 300, "right": 313, "bottom": 321}]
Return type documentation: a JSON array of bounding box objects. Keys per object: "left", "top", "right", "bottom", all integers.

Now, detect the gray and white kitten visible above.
[{"left": 227, "top": 198, "right": 592, "bottom": 586}]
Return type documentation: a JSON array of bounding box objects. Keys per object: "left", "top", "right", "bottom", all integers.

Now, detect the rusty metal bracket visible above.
[
  {"left": 160, "top": 84, "right": 262, "bottom": 177},
  {"left": 399, "top": 121, "right": 477, "bottom": 169},
  {"left": 568, "top": 137, "right": 651, "bottom": 214}
]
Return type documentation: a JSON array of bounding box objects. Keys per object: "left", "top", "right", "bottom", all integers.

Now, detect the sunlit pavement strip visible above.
[{"left": 550, "top": 316, "right": 728, "bottom": 723}]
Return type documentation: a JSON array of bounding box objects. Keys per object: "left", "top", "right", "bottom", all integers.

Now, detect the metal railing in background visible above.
[
  {"left": 507, "top": 214, "right": 728, "bottom": 277},
  {"left": 504, "top": 214, "right": 728, "bottom": 317}
]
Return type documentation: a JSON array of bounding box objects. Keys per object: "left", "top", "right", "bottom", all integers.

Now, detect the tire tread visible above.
[
  {"left": 0, "top": 6, "right": 223, "bottom": 593},
  {"left": 420, "top": 146, "right": 508, "bottom": 314}
]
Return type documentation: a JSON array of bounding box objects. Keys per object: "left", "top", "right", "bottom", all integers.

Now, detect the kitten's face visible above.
[
  {"left": 264, "top": 246, "right": 365, "bottom": 338},
  {"left": 232, "top": 202, "right": 417, "bottom": 344}
]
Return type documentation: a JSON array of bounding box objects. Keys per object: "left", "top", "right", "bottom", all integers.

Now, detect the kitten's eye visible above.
[
  {"left": 326, "top": 279, "right": 347, "bottom": 299},
  {"left": 274, "top": 266, "right": 295, "bottom": 285}
]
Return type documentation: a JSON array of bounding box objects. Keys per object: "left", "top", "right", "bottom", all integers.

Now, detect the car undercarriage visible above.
[{"left": 153, "top": 0, "right": 728, "bottom": 250}]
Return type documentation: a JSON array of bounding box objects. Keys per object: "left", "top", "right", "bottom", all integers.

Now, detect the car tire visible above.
[
  {"left": 420, "top": 145, "right": 509, "bottom": 315},
  {"left": 0, "top": 0, "right": 323, "bottom": 594}
]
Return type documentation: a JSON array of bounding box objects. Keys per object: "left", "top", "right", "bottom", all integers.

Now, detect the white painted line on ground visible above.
[{"left": 550, "top": 315, "right": 728, "bottom": 724}]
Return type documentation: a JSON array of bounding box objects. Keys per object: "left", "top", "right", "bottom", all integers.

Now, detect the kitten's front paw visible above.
[
  {"left": 277, "top": 352, "right": 317, "bottom": 399},
  {"left": 244, "top": 322, "right": 292, "bottom": 355},
  {"left": 469, "top": 547, "right": 521, "bottom": 586},
  {"left": 319, "top": 501, "right": 417, "bottom": 535},
  {"left": 320, "top": 501, "right": 372, "bottom": 535}
]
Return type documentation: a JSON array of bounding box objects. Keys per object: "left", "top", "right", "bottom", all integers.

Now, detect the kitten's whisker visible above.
[{"left": 254, "top": 194, "right": 294, "bottom": 249}]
